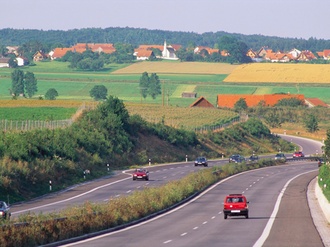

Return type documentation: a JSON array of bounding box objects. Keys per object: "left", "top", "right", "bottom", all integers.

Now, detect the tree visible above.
[
  {"left": 45, "top": 88, "right": 59, "bottom": 100},
  {"left": 90, "top": 85, "right": 108, "bottom": 100},
  {"left": 218, "top": 36, "right": 251, "bottom": 64},
  {"left": 8, "top": 58, "right": 18, "bottom": 68},
  {"left": 234, "top": 98, "right": 248, "bottom": 112},
  {"left": 304, "top": 114, "right": 319, "bottom": 133},
  {"left": 11, "top": 69, "right": 25, "bottom": 96},
  {"left": 275, "top": 98, "right": 305, "bottom": 107},
  {"left": 24, "top": 71, "right": 38, "bottom": 98},
  {"left": 139, "top": 72, "right": 149, "bottom": 100},
  {"left": 148, "top": 73, "right": 161, "bottom": 99},
  {"left": 324, "top": 129, "right": 330, "bottom": 159}
]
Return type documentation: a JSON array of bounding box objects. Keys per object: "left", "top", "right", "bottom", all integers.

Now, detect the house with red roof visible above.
[
  {"left": 217, "top": 94, "right": 305, "bottom": 109},
  {"left": 133, "top": 49, "right": 155, "bottom": 60},
  {"left": 190, "top": 96, "right": 214, "bottom": 108},
  {"left": 305, "top": 98, "right": 328, "bottom": 108}
]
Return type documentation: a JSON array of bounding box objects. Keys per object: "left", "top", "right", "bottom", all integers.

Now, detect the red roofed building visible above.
[
  {"left": 190, "top": 96, "right": 214, "bottom": 108},
  {"left": 305, "top": 98, "right": 329, "bottom": 108},
  {"left": 217, "top": 94, "right": 305, "bottom": 108},
  {"left": 133, "top": 49, "right": 155, "bottom": 60}
]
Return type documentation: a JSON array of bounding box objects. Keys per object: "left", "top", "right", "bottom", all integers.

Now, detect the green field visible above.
[
  {"left": 1, "top": 61, "right": 330, "bottom": 107},
  {"left": 0, "top": 107, "right": 77, "bottom": 120}
]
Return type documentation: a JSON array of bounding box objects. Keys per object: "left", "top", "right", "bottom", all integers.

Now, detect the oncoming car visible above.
[
  {"left": 223, "top": 194, "right": 249, "bottom": 219},
  {"left": 0, "top": 201, "right": 11, "bottom": 220},
  {"left": 275, "top": 153, "right": 286, "bottom": 161},
  {"left": 293, "top": 151, "right": 304, "bottom": 158},
  {"left": 194, "top": 157, "right": 208, "bottom": 167},
  {"left": 132, "top": 168, "right": 149, "bottom": 181},
  {"left": 229, "top": 154, "right": 245, "bottom": 163}
]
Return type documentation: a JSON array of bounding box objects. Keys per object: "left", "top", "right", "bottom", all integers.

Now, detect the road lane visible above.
[{"left": 262, "top": 171, "right": 323, "bottom": 247}]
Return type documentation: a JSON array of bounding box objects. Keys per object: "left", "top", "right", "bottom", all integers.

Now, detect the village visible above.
[{"left": 1, "top": 40, "right": 330, "bottom": 67}]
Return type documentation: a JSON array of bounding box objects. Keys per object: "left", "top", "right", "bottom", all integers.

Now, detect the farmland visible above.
[
  {"left": 1, "top": 61, "right": 330, "bottom": 127},
  {"left": 224, "top": 63, "right": 330, "bottom": 83}
]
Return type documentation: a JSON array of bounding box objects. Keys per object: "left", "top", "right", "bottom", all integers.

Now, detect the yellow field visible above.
[
  {"left": 224, "top": 63, "right": 330, "bottom": 83},
  {"left": 112, "top": 61, "right": 239, "bottom": 74}
]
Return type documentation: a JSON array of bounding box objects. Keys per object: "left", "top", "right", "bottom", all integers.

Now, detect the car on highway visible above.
[
  {"left": 247, "top": 154, "right": 259, "bottom": 162},
  {"left": 229, "top": 154, "right": 246, "bottom": 163},
  {"left": 293, "top": 151, "right": 304, "bottom": 158},
  {"left": 194, "top": 157, "right": 208, "bottom": 167},
  {"left": 223, "top": 194, "right": 249, "bottom": 219},
  {"left": 132, "top": 168, "right": 149, "bottom": 181},
  {"left": 0, "top": 201, "right": 11, "bottom": 220},
  {"left": 275, "top": 153, "right": 286, "bottom": 161},
  {"left": 318, "top": 158, "right": 325, "bottom": 167}
]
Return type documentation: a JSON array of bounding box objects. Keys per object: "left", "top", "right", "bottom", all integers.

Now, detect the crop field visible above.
[
  {"left": 112, "top": 61, "right": 239, "bottom": 75},
  {"left": 0, "top": 107, "right": 77, "bottom": 120},
  {"left": 224, "top": 63, "right": 330, "bottom": 83},
  {"left": 125, "top": 103, "right": 238, "bottom": 129}
]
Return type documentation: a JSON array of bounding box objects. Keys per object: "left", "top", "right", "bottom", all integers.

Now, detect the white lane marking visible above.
[
  {"left": 181, "top": 233, "right": 187, "bottom": 236},
  {"left": 193, "top": 227, "right": 198, "bottom": 230},
  {"left": 164, "top": 240, "right": 172, "bottom": 244},
  {"left": 126, "top": 190, "right": 131, "bottom": 193},
  {"left": 203, "top": 221, "right": 207, "bottom": 225},
  {"left": 253, "top": 169, "right": 318, "bottom": 247},
  {"left": 13, "top": 176, "right": 131, "bottom": 214},
  {"left": 211, "top": 216, "right": 216, "bottom": 219}
]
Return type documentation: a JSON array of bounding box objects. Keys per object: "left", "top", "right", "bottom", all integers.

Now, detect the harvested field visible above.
[
  {"left": 112, "top": 61, "right": 239, "bottom": 75},
  {"left": 224, "top": 63, "right": 330, "bottom": 83}
]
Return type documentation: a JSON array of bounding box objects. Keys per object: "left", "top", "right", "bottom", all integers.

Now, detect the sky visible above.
[{"left": 1, "top": 0, "right": 329, "bottom": 40}]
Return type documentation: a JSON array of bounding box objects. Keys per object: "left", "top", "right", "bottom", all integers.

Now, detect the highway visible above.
[{"left": 10, "top": 134, "right": 326, "bottom": 246}]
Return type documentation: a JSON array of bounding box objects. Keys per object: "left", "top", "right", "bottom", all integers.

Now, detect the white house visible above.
[
  {"left": 162, "top": 40, "right": 179, "bottom": 60},
  {"left": 16, "top": 57, "right": 28, "bottom": 66}
]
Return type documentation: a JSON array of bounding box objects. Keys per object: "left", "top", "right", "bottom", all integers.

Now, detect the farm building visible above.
[
  {"left": 305, "top": 98, "right": 329, "bottom": 108},
  {"left": 217, "top": 94, "right": 305, "bottom": 108},
  {"left": 182, "top": 92, "right": 197, "bottom": 98},
  {"left": 190, "top": 96, "right": 214, "bottom": 108}
]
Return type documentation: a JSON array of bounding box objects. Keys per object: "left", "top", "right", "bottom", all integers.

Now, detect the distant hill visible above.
[{"left": 1, "top": 27, "right": 330, "bottom": 52}]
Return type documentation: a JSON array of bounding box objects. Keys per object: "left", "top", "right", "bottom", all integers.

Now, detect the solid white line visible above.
[
  {"left": 13, "top": 176, "right": 131, "bottom": 214},
  {"left": 253, "top": 169, "right": 318, "bottom": 247}
]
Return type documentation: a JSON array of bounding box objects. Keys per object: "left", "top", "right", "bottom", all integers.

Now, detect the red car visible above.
[
  {"left": 132, "top": 168, "right": 149, "bottom": 181},
  {"left": 293, "top": 151, "right": 304, "bottom": 158},
  {"left": 223, "top": 194, "right": 249, "bottom": 219}
]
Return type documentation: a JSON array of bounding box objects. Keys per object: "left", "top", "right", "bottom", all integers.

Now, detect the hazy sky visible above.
[{"left": 1, "top": 0, "right": 329, "bottom": 40}]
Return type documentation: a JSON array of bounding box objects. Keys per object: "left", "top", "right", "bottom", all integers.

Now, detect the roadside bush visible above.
[{"left": 319, "top": 164, "right": 330, "bottom": 202}]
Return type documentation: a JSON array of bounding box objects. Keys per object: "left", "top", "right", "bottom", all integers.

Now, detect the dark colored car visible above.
[
  {"left": 229, "top": 154, "right": 245, "bottom": 163},
  {"left": 194, "top": 157, "right": 208, "bottom": 167},
  {"left": 132, "top": 168, "right": 149, "bottom": 181},
  {"left": 248, "top": 155, "right": 259, "bottom": 162},
  {"left": 0, "top": 201, "right": 11, "bottom": 220},
  {"left": 318, "top": 158, "right": 325, "bottom": 167},
  {"left": 223, "top": 194, "right": 249, "bottom": 219},
  {"left": 275, "top": 153, "right": 286, "bottom": 161},
  {"left": 293, "top": 151, "right": 304, "bottom": 158}
]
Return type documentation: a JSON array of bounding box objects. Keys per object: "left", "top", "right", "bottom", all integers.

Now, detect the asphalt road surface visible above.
[{"left": 62, "top": 162, "right": 321, "bottom": 247}]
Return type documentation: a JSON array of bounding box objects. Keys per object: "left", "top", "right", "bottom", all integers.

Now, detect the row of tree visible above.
[{"left": 233, "top": 97, "right": 320, "bottom": 133}]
